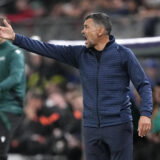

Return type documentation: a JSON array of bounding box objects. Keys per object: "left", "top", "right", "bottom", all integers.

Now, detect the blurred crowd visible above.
[
  {"left": 0, "top": 0, "right": 160, "bottom": 160},
  {"left": 0, "top": 0, "right": 160, "bottom": 37}
]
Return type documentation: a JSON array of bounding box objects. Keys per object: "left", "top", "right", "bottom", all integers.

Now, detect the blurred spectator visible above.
[
  {"left": 138, "top": 0, "right": 160, "bottom": 37},
  {"left": 50, "top": 0, "right": 94, "bottom": 19},
  {"left": 29, "top": 0, "right": 46, "bottom": 17},
  {"left": 45, "top": 90, "right": 83, "bottom": 160},
  {"left": 10, "top": 91, "right": 67, "bottom": 155},
  {"left": 65, "top": 89, "right": 83, "bottom": 160},
  {"left": 0, "top": 0, "right": 14, "bottom": 14},
  {"left": 95, "top": 0, "right": 137, "bottom": 16},
  {"left": 149, "top": 83, "right": 160, "bottom": 140},
  {"left": 5, "top": 0, "right": 45, "bottom": 23},
  {"left": 143, "top": 59, "right": 160, "bottom": 87},
  {"left": 10, "top": 88, "right": 83, "bottom": 160},
  {"left": 134, "top": 82, "right": 160, "bottom": 160},
  {"left": 27, "top": 53, "right": 79, "bottom": 93},
  {"left": 6, "top": 0, "right": 35, "bottom": 23}
]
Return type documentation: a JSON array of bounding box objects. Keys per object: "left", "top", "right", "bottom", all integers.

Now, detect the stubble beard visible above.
[{"left": 85, "top": 40, "right": 95, "bottom": 49}]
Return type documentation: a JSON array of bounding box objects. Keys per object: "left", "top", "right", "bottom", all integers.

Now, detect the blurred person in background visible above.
[
  {"left": 45, "top": 90, "right": 82, "bottom": 159},
  {"left": 95, "top": 0, "right": 137, "bottom": 16},
  {"left": 148, "top": 83, "right": 160, "bottom": 143},
  {"left": 143, "top": 59, "right": 160, "bottom": 87},
  {"left": 27, "top": 51, "right": 79, "bottom": 93},
  {"left": 138, "top": 0, "right": 160, "bottom": 37},
  {"left": 0, "top": 12, "right": 153, "bottom": 160},
  {"left": 134, "top": 82, "right": 160, "bottom": 160},
  {"left": 10, "top": 88, "right": 83, "bottom": 159},
  {"left": 147, "top": 83, "right": 160, "bottom": 160},
  {"left": 50, "top": 0, "right": 95, "bottom": 19},
  {"left": 10, "top": 91, "right": 47, "bottom": 154},
  {"left": 5, "top": 0, "right": 45, "bottom": 24},
  {"left": 0, "top": 30, "right": 25, "bottom": 159},
  {"left": 10, "top": 91, "right": 65, "bottom": 155},
  {"left": 64, "top": 89, "right": 83, "bottom": 160},
  {"left": 5, "top": 0, "right": 35, "bottom": 23}
]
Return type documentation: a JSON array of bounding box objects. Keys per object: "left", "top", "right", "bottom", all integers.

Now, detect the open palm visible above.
[{"left": 0, "top": 19, "right": 15, "bottom": 41}]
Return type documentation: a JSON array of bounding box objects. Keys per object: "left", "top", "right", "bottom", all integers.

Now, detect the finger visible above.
[
  {"left": 138, "top": 124, "right": 146, "bottom": 137},
  {"left": 138, "top": 126, "right": 143, "bottom": 137},
  {"left": 138, "top": 128, "right": 144, "bottom": 137},
  {"left": 143, "top": 127, "right": 148, "bottom": 136},
  {"left": 3, "top": 19, "right": 11, "bottom": 28},
  {"left": 144, "top": 124, "right": 151, "bottom": 135},
  {"left": 138, "top": 122, "right": 143, "bottom": 137},
  {"left": 141, "top": 124, "right": 151, "bottom": 137}
]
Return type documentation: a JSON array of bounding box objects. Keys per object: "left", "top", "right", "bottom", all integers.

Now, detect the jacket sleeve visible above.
[
  {"left": 0, "top": 49, "right": 25, "bottom": 91},
  {"left": 121, "top": 47, "right": 153, "bottom": 118},
  {"left": 13, "top": 34, "right": 83, "bottom": 68}
]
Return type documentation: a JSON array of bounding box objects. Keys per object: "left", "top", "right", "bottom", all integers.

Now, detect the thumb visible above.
[{"left": 3, "top": 19, "right": 12, "bottom": 28}]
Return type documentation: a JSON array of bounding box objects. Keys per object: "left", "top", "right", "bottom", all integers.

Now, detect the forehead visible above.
[{"left": 84, "top": 18, "right": 95, "bottom": 26}]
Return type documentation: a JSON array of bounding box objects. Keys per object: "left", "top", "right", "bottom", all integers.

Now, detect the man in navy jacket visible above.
[{"left": 0, "top": 13, "right": 152, "bottom": 160}]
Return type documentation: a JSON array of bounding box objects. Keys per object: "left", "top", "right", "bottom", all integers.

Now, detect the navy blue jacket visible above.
[{"left": 13, "top": 34, "right": 152, "bottom": 127}]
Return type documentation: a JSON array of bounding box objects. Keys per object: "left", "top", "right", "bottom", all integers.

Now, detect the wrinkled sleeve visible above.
[
  {"left": 125, "top": 49, "right": 152, "bottom": 118},
  {"left": 13, "top": 34, "right": 84, "bottom": 68}
]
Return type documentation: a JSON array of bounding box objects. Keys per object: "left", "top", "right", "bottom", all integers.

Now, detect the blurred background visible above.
[{"left": 0, "top": 0, "right": 160, "bottom": 160}]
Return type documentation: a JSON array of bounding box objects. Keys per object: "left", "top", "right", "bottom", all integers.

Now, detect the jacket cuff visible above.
[
  {"left": 141, "top": 111, "right": 152, "bottom": 118},
  {"left": 13, "top": 33, "right": 22, "bottom": 45}
]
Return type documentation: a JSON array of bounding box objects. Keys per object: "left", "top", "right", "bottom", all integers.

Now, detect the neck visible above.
[{"left": 94, "top": 35, "right": 110, "bottom": 51}]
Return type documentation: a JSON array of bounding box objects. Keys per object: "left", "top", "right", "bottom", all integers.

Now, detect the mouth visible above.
[
  {"left": 83, "top": 35, "right": 88, "bottom": 44},
  {"left": 83, "top": 34, "right": 87, "bottom": 40}
]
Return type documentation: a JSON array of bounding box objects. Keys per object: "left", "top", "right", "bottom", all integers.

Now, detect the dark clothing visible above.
[
  {"left": 13, "top": 34, "right": 152, "bottom": 128},
  {"left": 0, "top": 113, "right": 22, "bottom": 158},
  {"left": 83, "top": 122, "right": 133, "bottom": 160}
]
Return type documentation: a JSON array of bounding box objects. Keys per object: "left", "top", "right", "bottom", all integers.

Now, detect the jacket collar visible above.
[{"left": 87, "top": 35, "right": 115, "bottom": 54}]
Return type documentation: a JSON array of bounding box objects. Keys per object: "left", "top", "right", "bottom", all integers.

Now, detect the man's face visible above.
[{"left": 81, "top": 18, "right": 100, "bottom": 48}]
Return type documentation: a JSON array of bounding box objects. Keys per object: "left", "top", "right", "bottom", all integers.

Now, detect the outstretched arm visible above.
[{"left": 0, "top": 19, "right": 83, "bottom": 68}]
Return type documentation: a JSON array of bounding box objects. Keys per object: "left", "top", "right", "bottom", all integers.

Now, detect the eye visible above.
[{"left": 84, "top": 25, "right": 89, "bottom": 29}]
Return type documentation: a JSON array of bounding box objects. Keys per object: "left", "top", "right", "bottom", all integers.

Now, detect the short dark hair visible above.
[{"left": 84, "top": 12, "right": 112, "bottom": 35}]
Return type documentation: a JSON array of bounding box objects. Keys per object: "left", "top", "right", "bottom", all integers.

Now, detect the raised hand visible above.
[{"left": 0, "top": 19, "right": 15, "bottom": 41}]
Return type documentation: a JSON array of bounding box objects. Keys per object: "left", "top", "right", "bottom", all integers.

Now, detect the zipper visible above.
[{"left": 95, "top": 53, "right": 101, "bottom": 127}]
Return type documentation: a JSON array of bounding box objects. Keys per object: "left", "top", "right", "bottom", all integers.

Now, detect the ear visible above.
[{"left": 97, "top": 26, "right": 106, "bottom": 37}]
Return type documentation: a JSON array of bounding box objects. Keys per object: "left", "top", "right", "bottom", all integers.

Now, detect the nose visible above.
[{"left": 81, "top": 28, "right": 84, "bottom": 34}]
